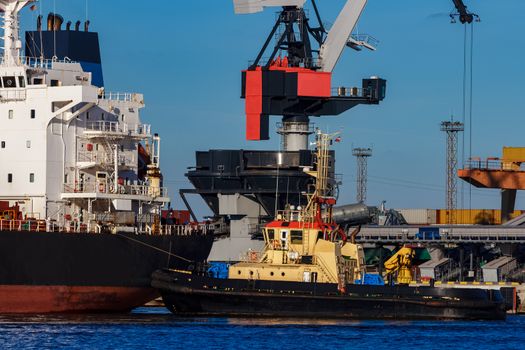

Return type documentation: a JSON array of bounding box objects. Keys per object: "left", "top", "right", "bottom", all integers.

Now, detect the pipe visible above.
[
  {"left": 47, "top": 13, "right": 53, "bottom": 31},
  {"left": 47, "top": 13, "right": 64, "bottom": 31},
  {"left": 84, "top": 20, "right": 90, "bottom": 32},
  {"left": 37, "top": 15, "right": 42, "bottom": 31},
  {"left": 75, "top": 21, "right": 81, "bottom": 31},
  {"left": 114, "top": 145, "right": 119, "bottom": 193},
  {"left": 349, "top": 225, "right": 361, "bottom": 244},
  {"left": 66, "top": 21, "right": 72, "bottom": 31},
  {"left": 332, "top": 203, "right": 371, "bottom": 225}
]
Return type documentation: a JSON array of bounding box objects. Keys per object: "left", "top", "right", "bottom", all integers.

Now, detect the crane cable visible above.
[{"left": 461, "top": 21, "right": 475, "bottom": 212}]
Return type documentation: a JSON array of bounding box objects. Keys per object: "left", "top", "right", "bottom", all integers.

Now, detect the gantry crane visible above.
[{"left": 233, "top": 0, "right": 386, "bottom": 150}]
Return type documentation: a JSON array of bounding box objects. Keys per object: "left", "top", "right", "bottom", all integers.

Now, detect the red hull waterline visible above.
[{"left": 0, "top": 286, "right": 159, "bottom": 314}]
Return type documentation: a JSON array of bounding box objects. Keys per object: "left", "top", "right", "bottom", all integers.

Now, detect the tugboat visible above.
[{"left": 153, "top": 131, "right": 506, "bottom": 320}]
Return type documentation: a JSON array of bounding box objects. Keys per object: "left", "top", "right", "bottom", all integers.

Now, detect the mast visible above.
[
  {"left": 0, "top": 0, "right": 32, "bottom": 66},
  {"left": 303, "top": 130, "right": 339, "bottom": 225}
]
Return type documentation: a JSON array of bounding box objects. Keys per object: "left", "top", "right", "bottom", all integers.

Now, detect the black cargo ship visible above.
[
  {"left": 152, "top": 269, "right": 506, "bottom": 320},
  {"left": 0, "top": 9, "right": 214, "bottom": 313},
  {"left": 0, "top": 230, "right": 213, "bottom": 313}
]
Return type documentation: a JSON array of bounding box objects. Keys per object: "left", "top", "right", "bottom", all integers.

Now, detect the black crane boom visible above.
[{"left": 451, "top": 0, "right": 478, "bottom": 24}]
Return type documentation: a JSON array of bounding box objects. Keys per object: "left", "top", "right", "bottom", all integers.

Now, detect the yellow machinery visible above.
[
  {"left": 0, "top": 210, "right": 16, "bottom": 220},
  {"left": 384, "top": 246, "right": 416, "bottom": 284}
]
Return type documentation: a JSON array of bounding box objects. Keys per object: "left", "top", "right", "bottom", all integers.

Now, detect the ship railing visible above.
[
  {"left": 0, "top": 219, "right": 60, "bottom": 233},
  {"left": 77, "top": 150, "right": 135, "bottom": 166},
  {"left": 77, "top": 150, "right": 111, "bottom": 164},
  {"left": 99, "top": 92, "right": 143, "bottom": 103},
  {"left": 0, "top": 88, "right": 27, "bottom": 102},
  {"left": 84, "top": 121, "right": 151, "bottom": 137},
  {"left": 4, "top": 56, "right": 78, "bottom": 69},
  {"left": 276, "top": 209, "right": 304, "bottom": 222},
  {"left": 63, "top": 183, "right": 168, "bottom": 197},
  {"left": 160, "top": 223, "right": 214, "bottom": 236}
]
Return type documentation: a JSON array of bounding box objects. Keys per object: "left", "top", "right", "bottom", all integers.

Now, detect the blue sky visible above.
[{"left": 21, "top": 1, "right": 525, "bottom": 218}]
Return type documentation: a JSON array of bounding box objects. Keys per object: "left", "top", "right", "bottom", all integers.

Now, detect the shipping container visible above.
[
  {"left": 396, "top": 209, "right": 524, "bottom": 225},
  {"left": 437, "top": 209, "right": 524, "bottom": 225},
  {"left": 396, "top": 209, "right": 437, "bottom": 225}
]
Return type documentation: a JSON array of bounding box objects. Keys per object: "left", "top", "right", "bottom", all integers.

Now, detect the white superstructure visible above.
[{"left": 0, "top": 1, "right": 169, "bottom": 233}]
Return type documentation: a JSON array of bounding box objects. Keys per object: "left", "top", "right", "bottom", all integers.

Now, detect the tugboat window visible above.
[
  {"left": 2, "top": 76, "right": 16, "bottom": 88},
  {"left": 291, "top": 230, "right": 303, "bottom": 244},
  {"left": 30, "top": 109, "right": 35, "bottom": 119},
  {"left": 1, "top": 141, "right": 5, "bottom": 148},
  {"left": 7, "top": 174, "right": 12, "bottom": 183},
  {"left": 18, "top": 76, "right": 25, "bottom": 88},
  {"left": 267, "top": 229, "right": 274, "bottom": 240},
  {"left": 29, "top": 173, "right": 34, "bottom": 183}
]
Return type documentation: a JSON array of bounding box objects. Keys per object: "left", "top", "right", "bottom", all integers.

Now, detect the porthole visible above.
[
  {"left": 281, "top": 272, "right": 285, "bottom": 277},
  {"left": 249, "top": 271, "right": 254, "bottom": 275},
  {"left": 270, "top": 272, "right": 274, "bottom": 276},
  {"left": 237, "top": 270, "right": 241, "bottom": 275}
]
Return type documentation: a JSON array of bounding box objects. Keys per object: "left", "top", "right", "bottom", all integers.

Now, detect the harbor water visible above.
[{"left": 0, "top": 308, "right": 522, "bottom": 350}]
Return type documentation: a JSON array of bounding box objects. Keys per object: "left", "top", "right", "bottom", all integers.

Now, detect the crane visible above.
[
  {"left": 233, "top": 0, "right": 386, "bottom": 149},
  {"left": 384, "top": 246, "right": 416, "bottom": 285}
]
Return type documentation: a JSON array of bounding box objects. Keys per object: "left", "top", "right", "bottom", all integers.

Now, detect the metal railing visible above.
[
  {"left": 1, "top": 56, "right": 78, "bottom": 69},
  {"left": 355, "top": 226, "right": 525, "bottom": 243},
  {"left": 0, "top": 218, "right": 213, "bottom": 236},
  {"left": 332, "top": 86, "right": 365, "bottom": 98},
  {"left": 0, "top": 219, "right": 60, "bottom": 232},
  {"left": 0, "top": 88, "right": 26, "bottom": 101},
  {"left": 464, "top": 159, "right": 525, "bottom": 171},
  {"left": 99, "top": 92, "right": 136, "bottom": 102},
  {"left": 248, "top": 56, "right": 320, "bottom": 69},
  {"left": 84, "top": 121, "right": 151, "bottom": 137},
  {"left": 77, "top": 150, "right": 135, "bottom": 166},
  {"left": 158, "top": 223, "right": 215, "bottom": 236},
  {"left": 63, "top": 183, "right": 168, "bottom": 198}
]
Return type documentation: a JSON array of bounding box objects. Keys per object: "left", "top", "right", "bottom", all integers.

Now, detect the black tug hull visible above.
[{"left": 152, "top": 270, "right": 507, "bottom": 320}]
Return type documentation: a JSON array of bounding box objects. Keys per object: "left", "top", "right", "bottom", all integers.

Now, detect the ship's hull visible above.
[
  {"left": 0, "top": 230, "right": 213, "bottom": 313},
  {"left": 152, "top": 270, "right": 507, "bottom": 320}
]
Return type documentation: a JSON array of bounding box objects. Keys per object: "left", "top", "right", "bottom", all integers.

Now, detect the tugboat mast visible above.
[{"left": 303, "top": 130, "right": 339, "bottom": 227}]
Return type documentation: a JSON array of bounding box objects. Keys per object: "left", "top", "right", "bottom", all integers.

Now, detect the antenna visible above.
[
  {"left": 352, "top": 147, "right": 372, "bottom": 203},
  {"left": 441, "top": 120, "right": 464, "bottom": 224}
]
